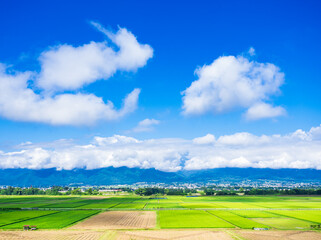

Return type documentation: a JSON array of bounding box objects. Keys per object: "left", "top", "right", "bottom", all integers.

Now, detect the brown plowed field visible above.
[
  {"left": 71, "top": 211, "right": 156, "bottom": 229},
  {"left": 0, "top": 230, "right": 320, "bottom": 240},
  {"left": 234, "top": 230, "right": 321, "bottom": 240},
  {"left": 0, "top": 230, "right": 111, "bottom": 240},
  {"left": 114, "top": 230, "right": 233, "bottom": 240}
]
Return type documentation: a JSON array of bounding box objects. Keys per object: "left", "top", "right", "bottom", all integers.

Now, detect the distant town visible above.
[{"left": 1, "top": 179, "right": 321, "bottom": 196}]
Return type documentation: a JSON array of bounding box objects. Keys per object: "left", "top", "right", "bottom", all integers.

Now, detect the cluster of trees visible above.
[
  {"left": 0, "top": 186, "right": 46, "bottom": 195},
  {"left": 69, "top": 188, "right": 100, "bottom": 195},
  {"left": 134, "top": 187, "right": 197, "bottom": 196},
  {"left": 203, "top": 187, "right": 321, "bottom": 196},
  {"left": 203, "top": 188, "right": 237, "bottom": 196},
  {"left": 0, "top": 186, "right": 99, "bottom": 195},
  {"left": 245, "top": 188, "right": 321, "bottom": 195}
]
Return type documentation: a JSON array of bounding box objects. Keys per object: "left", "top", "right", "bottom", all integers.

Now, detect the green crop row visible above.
[
  {"left": 158, "top": 210, "right": 234, "bottom": 228},
  {"left": 1, "top": 210, "right": 100, "bottom": 229},
  {"left": 1, "top": 196, "right": 321, "bottom": 210},
  {"left": 208, "top": 210, "right": 268, "bottom": 229},
  {"left": 0, "top": 210, "right": 57, "bottom": 226},
  {"left": 267, "top": 210, "right": 321, "bottom": 224}
]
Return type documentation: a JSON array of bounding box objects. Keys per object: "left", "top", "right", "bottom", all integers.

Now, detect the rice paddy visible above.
[
  {"left": 0, "top": 195, "right": 320, "bottom": 231},
  {"left": 158, "top": 210, "right": 235, "bottom": 228},
  {"left": 1, "top": 210, "right": 100, "bottom": 229}
]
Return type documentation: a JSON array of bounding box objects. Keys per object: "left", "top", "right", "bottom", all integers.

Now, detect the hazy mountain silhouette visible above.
[{"left": 0, "top": 167, "right": 320, "bottom": 187}]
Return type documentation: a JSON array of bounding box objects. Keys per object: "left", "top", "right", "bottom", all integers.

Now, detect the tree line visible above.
[
  {"left": 134, "top": 187, "right": 198, "bottom": 196},
  {"left": 0, "top": 186, "right": 99, "bottom": 195},
  {"left": 244, "top": 188, "right": 321, "bottom": 195},
  {"left": 203, "top": 187, "right": 321, "bottom": 195},
  {"left": 1, "top": 186, "right": 321, "bottom": 196}
]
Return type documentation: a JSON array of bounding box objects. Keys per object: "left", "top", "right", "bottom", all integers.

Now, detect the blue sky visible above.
[{"left": 0, "top": 1, "right": 320, "bottom": 171}]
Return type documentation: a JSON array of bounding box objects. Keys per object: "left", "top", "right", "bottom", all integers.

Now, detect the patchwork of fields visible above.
[{"left": 0, "top": 195, "right": 320, "bottom": 234}]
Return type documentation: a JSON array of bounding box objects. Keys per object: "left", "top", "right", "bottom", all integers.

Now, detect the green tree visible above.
[{"left": 71, "top": 188, "right": 82, "bottom": 195}]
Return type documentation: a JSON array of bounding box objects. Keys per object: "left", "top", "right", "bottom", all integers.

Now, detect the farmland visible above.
[
  {"left": 71, "top": 211, "right": 156, "bottom": 229},
  {"left": 0, "top": 210, "right": 57, "bottom": 227},
  {"left": 158, "top": 210, "right": 235, "bottom": 228},
  {"left": 0, "top": 195, "right": 320, "bottom": 239},
  {"left": 208, "top": 210, "right": 269, "bottom": 229},
  {"left": 1, "top": 210, "right": 100, "bottom": 229}
]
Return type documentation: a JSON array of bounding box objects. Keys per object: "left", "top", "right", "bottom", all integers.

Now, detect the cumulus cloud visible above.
[
  {"left": 182, "top": 53, "right": 286, "bottom": 120},
  {"left": 0, "top": 23, "right": 152, "bottom": 125},
  {"left": 248, "top": 47, "right": 255, "bottom": 56},
  {"left": 1, "top": 125, "right": 321, "bottom": 171},
  {"left": 216, "top": 132, "right": 270, "bottom": 146},
  {"left": 193, "top": 134, "right": 215, "bottom": 144},
  {"left": 0, "top": 65, "right": 140, "bottom": 125},
  {"left": 245, "top": 102, "right": 286, "bottom": 120},
  {"left": 94, "top": 135, "right": 140, "bottom": 145},
  {"left": 38, "top": 22, "right": 153, "bottom": 92},
  {"left": 132, "top": 118, "right": 160, "bottom": 132}
]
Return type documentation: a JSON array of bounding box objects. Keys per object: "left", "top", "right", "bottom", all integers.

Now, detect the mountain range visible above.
[{"left": 0, "top": 167, "right": 320, "bottom": 187}]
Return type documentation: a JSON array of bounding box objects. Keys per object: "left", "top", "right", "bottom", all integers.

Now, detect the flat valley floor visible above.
[{"left": 1, "top": 196, "right": 321, "bottom": 239}]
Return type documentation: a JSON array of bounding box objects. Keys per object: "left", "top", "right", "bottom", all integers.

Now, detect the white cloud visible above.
[
  {"left": 132, "top": 118, "right": 160, "bottom": 132},
  {"left": 309, "top": 125, "right": 321, "bottom": 140},
  {"left": 245, "top": 102, "right": 286, "bottom": 120},
  {"left": 182, "top": 54, "right": 286, "bottom": 120},
  {"left": 38, "top": 22, "right": 153, "bottom": 92},
  {"left": 217, "top": 132, "right": 270, "bottom": 146},
  {"left": 94, "top": 135, "right": 140, "bottom": 145},
  {"left": 248, "top": 47, "right": 255, "bottom": 56},
  {"left": 0, "top": 66, "right": 140, "bottom": 125},
  {"left": 1, "top": 124, "right": 321, "bottom": 171},
  {"left": 0, "top": 23, "right": 152, "bottom": 125},
  {"left": 193, "top": 134, "right": 215, "bottom": 144}
]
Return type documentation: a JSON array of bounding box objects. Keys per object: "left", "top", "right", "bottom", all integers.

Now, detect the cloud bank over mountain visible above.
[
  {"left": 1, "top": 125, "right": 320, "bottom": 171},
  {"left": 0, "top": 23, "right": 153, "bottom": 125}
]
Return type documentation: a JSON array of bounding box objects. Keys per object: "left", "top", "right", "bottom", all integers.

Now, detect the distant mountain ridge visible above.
[{"left": 0, "top": 167, "right": 320, "bottom": 187}]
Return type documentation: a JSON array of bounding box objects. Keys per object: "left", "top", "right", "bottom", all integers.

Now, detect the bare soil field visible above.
[
  {"left": 114, "top": 230, "right": 234, "bottom": 240},
  {"left": 0, "top": 230, "right": 112, "bottom": 240},
  {"left": 0, "top": 230, "right": 234, "bottom": 240},
  {"left": 0, "top": 230, "right": 320, "bottom": 240},
  {"left": 234, "top": 230, "right": 321, "bottom": 240},
  {"left": 71, "top": 211, "right": 156, "bottom": 229}
]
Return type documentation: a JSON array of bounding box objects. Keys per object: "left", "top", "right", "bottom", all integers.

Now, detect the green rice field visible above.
[
  {"left": 208, "top": 210, "right": 269, "bottom": 229},
  {"left": 252, "top": 217, "right": 313, "bottom": 230},
  {"left": 0, "top": 195, "right": 320, "bottom": 230},
  {"left": 0, "top": 210, "right": 57, "bottom": 227},
  {"left": 1, "top": 210, "right": 100, "bottom": 229},
  {"left": 158, "top": 210, "right": 235, "bottom": 228}
]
